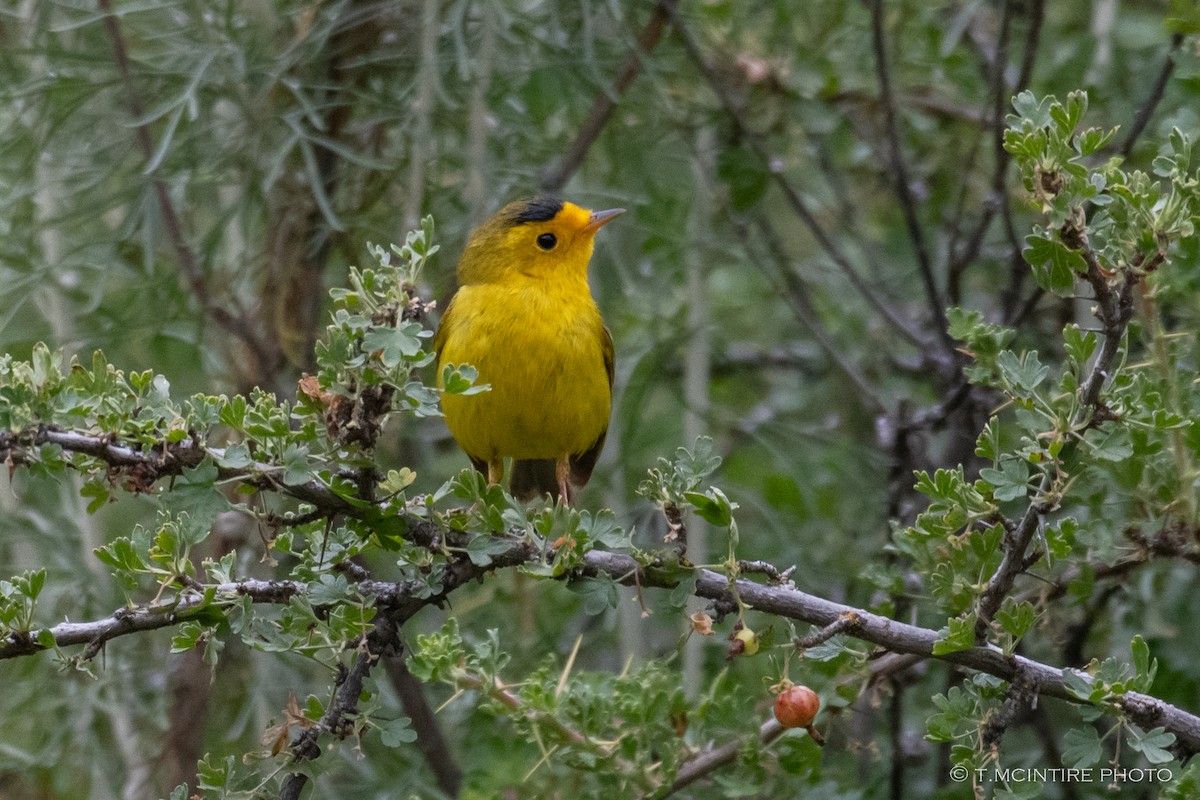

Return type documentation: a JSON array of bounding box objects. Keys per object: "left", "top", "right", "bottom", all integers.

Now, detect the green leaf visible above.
[
  {"left": 1087, "top": 423, "right": 1134, "bottom": 462},
  {"left": 979, "top": 458, "right": 1030, "bottom": 502},
  {"left": 170, "top": 620, "right": 205, "bottom": 653},
  {"left": 94, "top": 537, "right": 148, "bottom": 574},
  {"left": 362, "top": 322, "right": 426, "bottom": 368},
  {"left": 1131, "top": 635, "right": 1157, "bottom": 692},
  {"left": 379, "top": 716, "right": 418, "bottom": 747},
  {"left": 1010, "top": 90, "right": 1053, "bottom": 128},
  {"left": 307, "top": 574, "right": 352, "bottom": 605},
  {"left": 1062, "top": 726, "right": 1103, "bottom": 769},
  {"left": 581, "top": 509, "right": 629, "bottom": 550},
  {"left": 213, "top": 442, "right": 252, "bottom": 469},
  {"left": 1062, "top": 324, "right": 1097, "bottom": 365},
  {"left": 996, "top": 350, "right": 1050, "bottom": 396},
  {"left": 281, "top": 444, "right": 313, "bottom": 487},
  {"left": 684, "top": 487, "right": 737, "bottom": 528},
  {"left": 995, "top": 600, "right": 1038, "bottom": 641},
  {"left": 80, "top": 477, "right": 112, "bottom": 514},
  {"left": 1130, "top": 727, "right": 1176, "bottom": 764},
  {"left": 1023, "top": 234, "right": 1085, "bottom": 293},
  {"left": 159, "top": 460, "right": 229, "bottom": 545},
  {"left": 1061, "top": 668, "right": 1096, "bottom": 701},
  {"left": 568, "top": 575, "right": 618, "bottom": 615},
  {"left": 932, "top": 615, "right": 975, "bottom": 655},
  {"left": 196, "top": 754, "right": 232, "bottom": 791},
  {"left": 441, "top": 364, "right": 490, "bottom": 396},
  {"left": 465, "top": 534, "right": 513, "bottom": 567}
]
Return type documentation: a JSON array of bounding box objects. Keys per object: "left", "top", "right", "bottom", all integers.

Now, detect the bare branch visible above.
[{"left": 794, "top": 611, "right": 862, "bottom": 649}]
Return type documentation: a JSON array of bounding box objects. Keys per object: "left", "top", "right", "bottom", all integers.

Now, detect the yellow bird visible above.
[{"left": 434, "top": 197, "right": 623, "bottom": 504}]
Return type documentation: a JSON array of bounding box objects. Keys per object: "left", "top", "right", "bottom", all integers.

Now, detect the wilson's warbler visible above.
[{"left": 434, "top": 197, "right": 623, "bottom": 504}]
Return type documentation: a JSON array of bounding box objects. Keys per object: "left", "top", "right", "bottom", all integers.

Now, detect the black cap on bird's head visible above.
[
  {"left": 504, "top": 196, "right": 564, "bottom": 225},
  {"left": 458, "top": 196, "right": 625, "bottom": 284}
]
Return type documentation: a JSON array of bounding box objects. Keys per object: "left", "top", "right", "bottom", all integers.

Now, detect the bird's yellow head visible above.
[{"left": 456, "top": 196, "right": 624, "bottom": 285}]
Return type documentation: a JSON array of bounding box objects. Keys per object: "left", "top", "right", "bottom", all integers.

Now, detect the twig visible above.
[
  {"left": 737, "top": 560, "right": 796, "bottom": 587},
  {"left": 540, "top": 0, "right": 677, "bottom": 193},
  {"left": 794, "top": 611, "right": 861, "bottom": 649}
]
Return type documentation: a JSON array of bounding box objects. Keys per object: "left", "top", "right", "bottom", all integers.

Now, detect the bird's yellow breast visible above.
[{"left": 436, "top": 276, "right": 611, "bottom": 462}]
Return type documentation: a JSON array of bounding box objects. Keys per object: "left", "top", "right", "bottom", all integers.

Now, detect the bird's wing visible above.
[{"left": 564, "top": 324, "right": 615, "bottom": 490}]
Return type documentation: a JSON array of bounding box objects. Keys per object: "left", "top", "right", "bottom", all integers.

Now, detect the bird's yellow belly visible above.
[{"left": 438, "top": 284, "right": 611, "bottom": 462}]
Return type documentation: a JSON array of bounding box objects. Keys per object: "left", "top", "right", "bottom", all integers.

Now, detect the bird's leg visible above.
[
  {"left": 555, "top": 456, "right": 573, "bottom": 507},
  {"left": 487, "top": 459, "right": 504, "bottom": 488}
]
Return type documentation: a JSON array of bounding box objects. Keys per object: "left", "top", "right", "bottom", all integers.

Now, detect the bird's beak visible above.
[{"left": 585, "top": 207, "right": 625, "bottom": 233}]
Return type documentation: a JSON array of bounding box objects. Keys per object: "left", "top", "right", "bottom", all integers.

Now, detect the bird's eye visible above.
[{"left": 536, "top": 232, "right": 557, "bottom": 251}]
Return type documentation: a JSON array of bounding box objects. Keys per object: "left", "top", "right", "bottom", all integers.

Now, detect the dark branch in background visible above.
[
  {"left": 96, "top": 0, "right": 276, "bottom": 380},
  {"left": 666, "top": 4, "right": 935, "bottom": 358},
  {"left": 1119, "top": 33, "right": 1185, "bottom": 158},
  {"left": 946, "top": 0, "right": 1044, "bottom": 317},
  {"left": 728, "top": 213, "right": 887, "bottom": 413},
  {"left": 975, "top": 226, "right": 1138, "bottom": 638},
  {"left": 867, "top": 0, "right": 950, "bottom": 350},
  {"left": 540, "top": 0, "right": 677, "bottom": 193},
  {"left": 384, "top": 658, "right": 463, "bottom": 798}
]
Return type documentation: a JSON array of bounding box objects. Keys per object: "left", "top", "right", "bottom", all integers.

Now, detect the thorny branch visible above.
[{"left": 279, "top": 613, "right": 402, "bottom": 800}]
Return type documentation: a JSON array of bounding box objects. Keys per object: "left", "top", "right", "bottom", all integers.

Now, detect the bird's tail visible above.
[{"left": 510, "top": 458, "right": 562, "bottom": 503}]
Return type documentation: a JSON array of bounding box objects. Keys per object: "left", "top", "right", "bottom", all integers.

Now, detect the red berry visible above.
[{"left": 774, "top": 684, "right": 819, "bottom": 728}]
